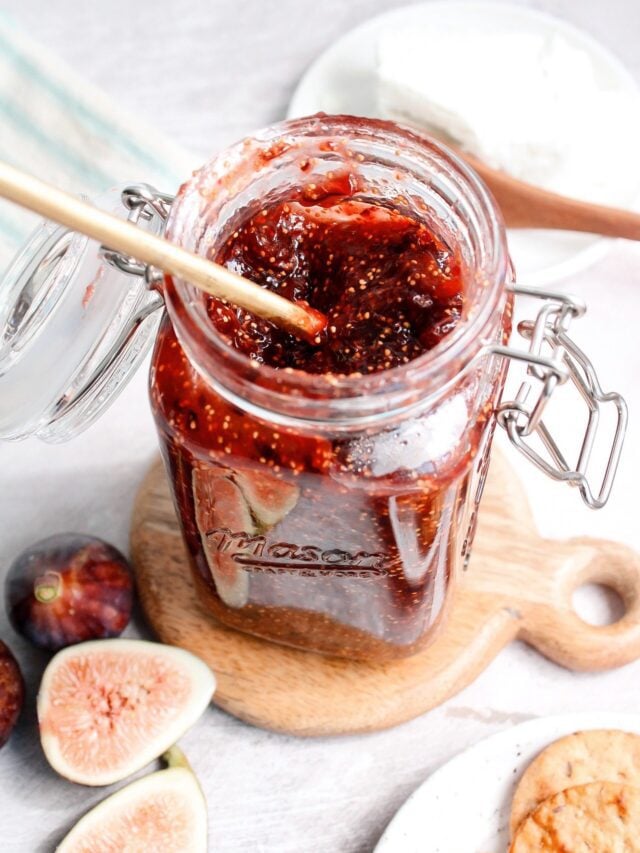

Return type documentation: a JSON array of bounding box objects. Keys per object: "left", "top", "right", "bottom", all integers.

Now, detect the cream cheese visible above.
[{"left": 377, "top": 30, "right": 640, "bottom": 204}]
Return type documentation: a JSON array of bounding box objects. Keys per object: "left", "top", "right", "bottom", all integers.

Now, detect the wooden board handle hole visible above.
[
  {"left": 522, "top": 537, "right": 640, "bottom": 671},
  {"left": 572, "top": 583, "right": 626, "bottom": 627}
]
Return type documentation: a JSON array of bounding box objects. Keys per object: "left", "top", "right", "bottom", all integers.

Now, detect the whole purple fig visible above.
[{"left": 6, "top": 534, "right": 133, "bottom": 651}]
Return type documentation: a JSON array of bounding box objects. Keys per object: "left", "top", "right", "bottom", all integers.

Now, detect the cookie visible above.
[
  {"left": 510, "top": 781, "right": 640, "bottom": 852},
  {"left": 510, "top": 729, "right": 640, "bottom": 835}
]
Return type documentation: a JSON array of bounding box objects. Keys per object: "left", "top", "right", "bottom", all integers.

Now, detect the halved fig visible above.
[
  {"left": 57, "top": 746, "right": 207, "bottom": 852},
  {"left": 38, "top": 639, "right": 215, "bottom": 786},
  {"left": 193, "top": 465, "right": 300, "bottom": 608}
]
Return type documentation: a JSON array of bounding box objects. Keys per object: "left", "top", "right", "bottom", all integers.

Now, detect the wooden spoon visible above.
[
  {"left": 461, "top": 150, "right": 640, "bottom": 239},
  {"left": 0, "top": 160, "right": 326, "bottom": 342}
]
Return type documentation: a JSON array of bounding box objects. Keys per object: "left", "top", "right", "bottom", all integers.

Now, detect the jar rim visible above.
[{"left": 164, "top": 114, "right": 509, "bottom": 412}]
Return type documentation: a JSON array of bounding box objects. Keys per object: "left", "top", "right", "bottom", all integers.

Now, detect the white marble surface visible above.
[{"left": 0, "top": 1, "right": 639, "bottom": 851}]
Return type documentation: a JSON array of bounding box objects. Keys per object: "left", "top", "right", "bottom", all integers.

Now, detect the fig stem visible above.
[
  {"left": 33, "top": 571, "right": 62, "bottom": 604},
  {"left": 162, "top": 745, "right": 192, "bottom": 772}
]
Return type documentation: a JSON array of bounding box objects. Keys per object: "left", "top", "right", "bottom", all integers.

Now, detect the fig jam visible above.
[
  {"left": 151, "top": 116, "right": 511, "bottom": 661},
  {"left": 209, "top": 176, "right": 464, "bottom": 374}
]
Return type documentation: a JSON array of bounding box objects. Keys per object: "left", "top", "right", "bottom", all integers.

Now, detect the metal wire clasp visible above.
[
  {"left": 100, "top": 183, "right": 175, "bottom": 286},
  {"left": 493, "top": 284, "right": 627, "bottom": 509}
]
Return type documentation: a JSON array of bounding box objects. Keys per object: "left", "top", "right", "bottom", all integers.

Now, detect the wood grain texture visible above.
[{"left": 131, "top": 451, "right": 640, "bottom": 737}]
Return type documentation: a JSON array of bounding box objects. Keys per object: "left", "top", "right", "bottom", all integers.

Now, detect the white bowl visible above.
[{"left": 288, "top": 2, "right": 640, "bottom": 287}]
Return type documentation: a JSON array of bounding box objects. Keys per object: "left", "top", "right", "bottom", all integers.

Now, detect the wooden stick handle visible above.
[
  {"left": 497, "top": 183, "right": 640, "bottom": 240},
  {"left": 0, "top": 161, "right": 326, "bottom": 340},
  {"left": 462, "top": 151, "right": 640, "bottom": 239}
]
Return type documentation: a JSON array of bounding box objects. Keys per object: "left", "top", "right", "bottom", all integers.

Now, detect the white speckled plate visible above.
[
  {"left": 374, "top": 712, "right": 640, "bottom": 852},
  {"left": 288, "top": 2, "right": 640, "bottom": 287}
]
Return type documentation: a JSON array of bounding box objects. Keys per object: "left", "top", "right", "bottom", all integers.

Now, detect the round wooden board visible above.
[{"left": 131, "top": 452, "right": 640, "bottom": 736}]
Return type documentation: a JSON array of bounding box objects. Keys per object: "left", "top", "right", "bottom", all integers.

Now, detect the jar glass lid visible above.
[{"left": 0, "top": 186, "right": 166, "bottom": 442}]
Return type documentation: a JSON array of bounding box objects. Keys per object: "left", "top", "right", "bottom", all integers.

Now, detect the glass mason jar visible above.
[{"left": 0, "top": 115, "right": 627, "bottom": 662}]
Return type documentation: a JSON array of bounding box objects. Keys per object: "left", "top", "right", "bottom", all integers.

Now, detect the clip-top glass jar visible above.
[{"left": 0, "top": 115, "right": 627, "bottom": 661}]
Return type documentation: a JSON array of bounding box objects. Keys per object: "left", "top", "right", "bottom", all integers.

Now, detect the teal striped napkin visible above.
[{"left": 0, "top": 13, "right": 199, "bottom": 266}]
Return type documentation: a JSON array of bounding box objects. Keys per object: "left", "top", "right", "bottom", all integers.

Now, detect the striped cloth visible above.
[{"left": 0, "top": 12, "right": 198, "bottom": 267}]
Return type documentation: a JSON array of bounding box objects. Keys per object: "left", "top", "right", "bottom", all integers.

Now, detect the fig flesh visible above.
[
  {"left": 56, "top": 746, "right": 207, "bottom": 852},
  {"left": 6, "top": 534, "right": 133, "bottom": 651},
  {"left": 0, "top": 639, "right": 24, "bottom": 748},
  {"left": 38, "top": 639, "right": 215, "bottom": 786}
]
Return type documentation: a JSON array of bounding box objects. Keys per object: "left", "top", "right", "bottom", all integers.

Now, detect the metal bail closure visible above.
[
  {"left": 493, "top": 284, "right": 628, "bottom": 509},
  {"left": 0, "top": 183, "right": 173, "bottom": 442}
]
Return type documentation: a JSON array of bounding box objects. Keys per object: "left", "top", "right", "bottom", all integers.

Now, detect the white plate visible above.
[
  {"left": 374, "top": 712, "right": 640, "bottom": 852},
  {"left": 288, "top": 2, "right": 640, "bottom": 287}
]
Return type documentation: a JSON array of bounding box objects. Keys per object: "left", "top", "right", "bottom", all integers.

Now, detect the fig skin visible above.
[
  {"left": 0, "top": 639, "right": 24, "bottom": 748},
  {"left": 5, "top": 534, "right": 134, "bottom": 651}
]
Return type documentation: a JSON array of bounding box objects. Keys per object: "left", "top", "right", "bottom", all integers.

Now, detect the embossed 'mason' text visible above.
[{"left": 204, "top": 528, "right": 390, "bottom": 577}]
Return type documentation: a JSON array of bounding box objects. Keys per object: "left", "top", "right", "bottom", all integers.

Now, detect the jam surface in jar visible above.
[
  {"left": 209, "top": 173, "right": 464, "bottom": 373},
  {"left": 151, "top": 145, "right": 508, "bottom": 661}
]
